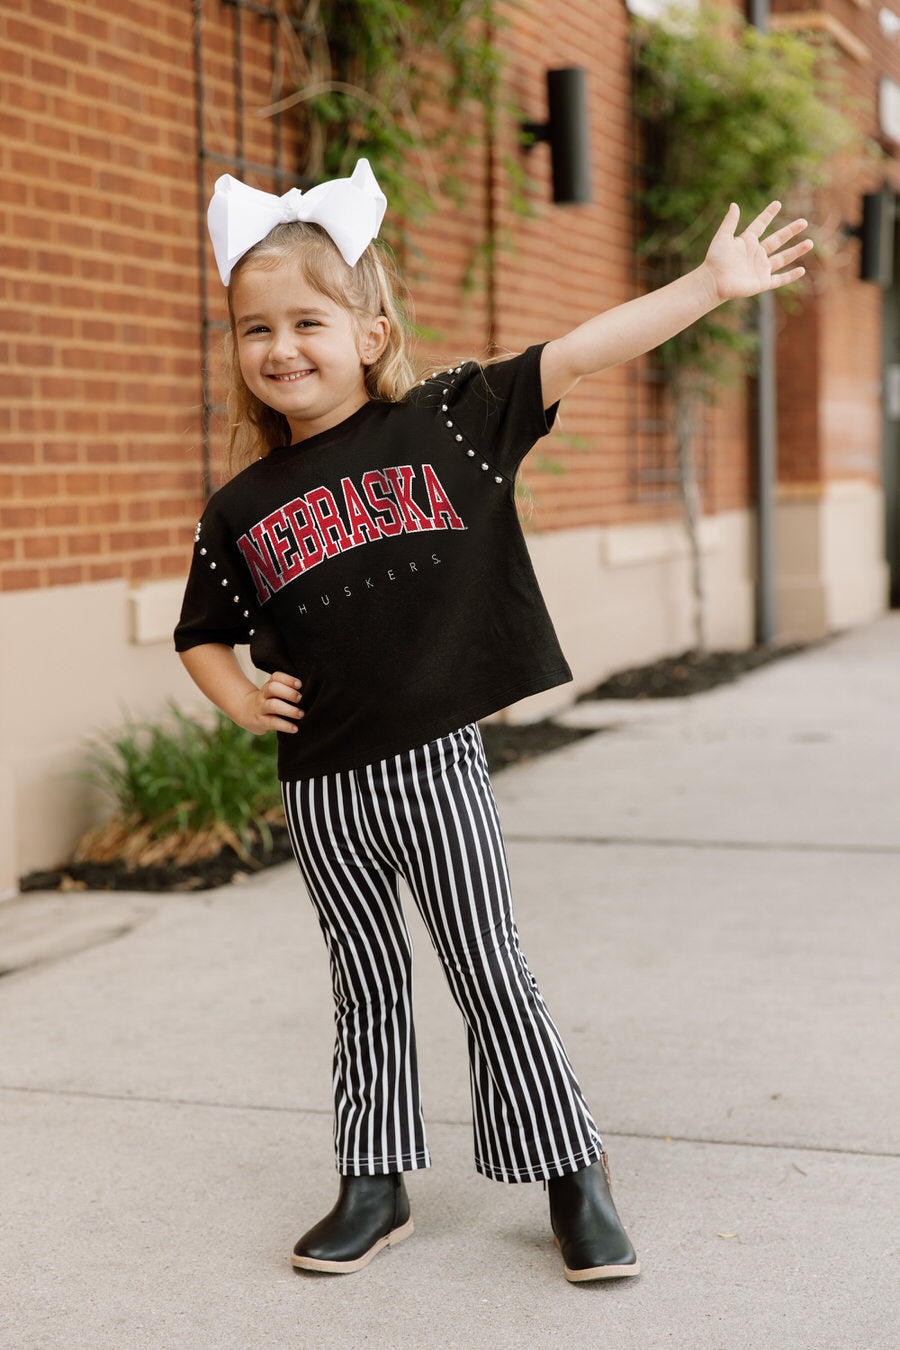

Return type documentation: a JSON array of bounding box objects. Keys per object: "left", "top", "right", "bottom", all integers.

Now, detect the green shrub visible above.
[
  {"left": 77, "top": 704, "right": 282, "bottom": 868},
  {"left": 633, "top": 3, "right": 864, "bottom": 378}
]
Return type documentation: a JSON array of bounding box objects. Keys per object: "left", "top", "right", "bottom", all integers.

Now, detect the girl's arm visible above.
[
  {"left": 179, "top": 643, "right": 303, "bottom": 735},
  {"left": 540, "top": 201, "right": 812, "bottom": 407}
]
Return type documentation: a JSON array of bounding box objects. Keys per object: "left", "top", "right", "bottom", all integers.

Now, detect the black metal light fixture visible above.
[
  {"left": 862, "top": 188, "right": 895, "bottom": 286},
  {"left": 522, "top": 67, "right": 592, "bottom": 205},
  {"left": 844, "top": 188, "right": 896, "bottom": 285}
]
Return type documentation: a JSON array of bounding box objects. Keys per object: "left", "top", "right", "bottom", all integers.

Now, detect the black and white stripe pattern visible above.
[{"left": 281, "top": 723, "right": 603, "bottom": 1183}]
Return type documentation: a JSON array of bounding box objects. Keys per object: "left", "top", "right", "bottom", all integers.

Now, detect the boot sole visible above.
[
  {"left": 291, "top": 1217, "right": 414, "bottom": 1274},
  {"left": 554, "top": 1235, "right": 641, "bottom": 1282}
]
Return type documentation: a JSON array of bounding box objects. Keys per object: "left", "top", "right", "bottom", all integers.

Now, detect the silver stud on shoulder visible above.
[
  {"left": 494, "top": 475, "right": 503, "bottom": 484},
  {"left": 481, "top": 462, "right": 489, "bottom": 471}
]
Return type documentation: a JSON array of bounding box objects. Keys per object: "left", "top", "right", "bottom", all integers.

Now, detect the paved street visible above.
[{"left": 2, "top": 617, "right": 898, "bottom": 1349}]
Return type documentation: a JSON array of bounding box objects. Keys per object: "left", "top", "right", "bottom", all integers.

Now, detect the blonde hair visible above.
[{"left": 224, "top": 222, "right": 416, "bottom": 473}]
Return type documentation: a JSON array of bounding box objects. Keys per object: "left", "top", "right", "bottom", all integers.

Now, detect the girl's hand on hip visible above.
[
  {"left": 702, "top": 201, "right": 813, "bottom": 304},
  {"left": 240, "top": 671, "right": 304, "bottom": 735}
]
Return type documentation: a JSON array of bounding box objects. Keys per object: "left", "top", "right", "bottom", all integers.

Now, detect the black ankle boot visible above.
[
  {"left": 291, "top": 1173, "right": 413, "bottom": 1274},
  {"left": 548, "top": 1153, "right": 640, "bottom": 1282}
]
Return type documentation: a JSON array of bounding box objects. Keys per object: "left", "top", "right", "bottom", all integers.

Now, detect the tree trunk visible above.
[{"left": 671, "top": 372, "right": 708, "bottom": 654}]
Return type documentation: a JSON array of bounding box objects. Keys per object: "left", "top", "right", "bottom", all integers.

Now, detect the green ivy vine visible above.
[
  {"left": 632, "top": 4, "right": 863, "bottom": 383},
  {"left": 261, "top": 0, "right": 508, "bottom": 257}
]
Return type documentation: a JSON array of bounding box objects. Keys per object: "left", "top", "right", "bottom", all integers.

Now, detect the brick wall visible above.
[
  {"left": 770, "top": 0, "right": 900, "bottom": 488},
  {"left": 2, "top": 0, "right": 755, "bottom": 606},
  {"left": 8, "top": 0, "right": 890, "bottom": 600},
  {"left": 1, "top": 0, "right": 206, "bottom": 594},
  {"left": 486, "top": 0, "right": 748, "bottom": 531}
]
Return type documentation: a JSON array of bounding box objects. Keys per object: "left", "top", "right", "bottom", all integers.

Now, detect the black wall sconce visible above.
[
  {"left": 522, "top": 67, "right": 592, "bottom": 205},
  {"left": 845, "top": 187, "right": 896, "bottom": 285}
]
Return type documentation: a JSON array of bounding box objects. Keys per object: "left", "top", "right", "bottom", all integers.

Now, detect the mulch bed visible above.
[
  {"left": 583, "top": 641, "right": 807, "bottom": 700},
  {"left": 18, "top": 727, "right": 592, "bottom": 895},
  {"left": 19, "top": 643, "right": 805, "bottom": 894},
  {"left": 18, "top": 828, "right": 299, "bottom": 895}
]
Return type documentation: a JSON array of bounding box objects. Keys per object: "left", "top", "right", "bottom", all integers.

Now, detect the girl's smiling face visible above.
[{"left": 232, "top": 256, "right": 389, "bottom": 443}]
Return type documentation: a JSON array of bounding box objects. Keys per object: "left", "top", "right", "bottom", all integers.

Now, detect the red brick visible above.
[
  {"left": 63, "top": 473, "right": 104, "bottom": 496},
  {"left": 44, "top": 503, "right": 79, "bottom": 526},
  {"left": 83, "top": 500, "right": 121, "bottom": 524},
  {"left": 83, "top": 441, "right": 120, "bottom": 461},
  {"left": 0, "top": 567, "right": 42, "bottom": 590},
  {"left": 12, "top": 213, "right": 53, "bottom": 243},
  {"left": 45, "top": 564, "right": 83, "bottom": 586},
  {"left": 66, "top": 532, "right": 103, "bottom": 556},
  {"left": 17, "top": 472, "right": 59, "bottom": 498},
  {"left": 36, "top": 376, "right": 81, "bottom": 401},
  {"left": 87, "top": 561, "right": 121, "bottom": 581},
  {"left": 50, "top": 33, "right": 90, "bottom": 64},
  {"left": 71, "top": 10, "right": 111, "bottom": 42},
  {"left": 41, "top": 443, "right": 79, "bottom": 465},
  {"left": 2, "top": 247, "right": 32, "bottom": 273},
  {"left": 15, "top": 342, "right": 55, "bottom": 366},
  {"left": 0, "top": 176, "right": 29, "bottom": 206},
  {"left": 71, "top": 70, "right": 109, "bottom": 101},
  {"left": 1, "top": 441, "right": 36, "bottom": 462},
  {"left": 0, "top": 47, "right": 26, "bottom": 78},
  {"left": 31, "top": 0, "right": 69, "bottom": 26},
  {"left": 127, "top": 557, "right": 155, "bottom": 581},
  {"left": 18, "top": 408, "right": 57, "bottom": 433},
  {"left": 79, "top": 320, "right": 118, "bottom": 342},
  {"left": 5, "top": 18, "right": 46, "bottom": 49},
  {"left": 0, "top": 505, "right": 39, "bottom": 528},
  {"left": 0, "top": 373, "right": 34, "bottom": 398},
  {"left": 28, "top": 58, "right": 69, "bottom": 88},
  {"left": 35, "top": 250, "right": 75, "bottom": 278},
  {"left": 24, "top": 534, "right": 62, "bottom": 560},
  {"left": 0, "top": 111, "right": 29, "bottom": 140}
]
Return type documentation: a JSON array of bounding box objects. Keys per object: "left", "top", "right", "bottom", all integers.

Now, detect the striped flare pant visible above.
[{"left": 281, "top": 722, "right": 604, "bottom": 1184}]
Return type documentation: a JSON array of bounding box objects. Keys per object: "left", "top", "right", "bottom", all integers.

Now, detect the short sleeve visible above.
[
  {"left": 173, "top": 504, "right": 255, "bottom": 652},
  {"left": 408, "top": 343, "right": 558, "bottom": 478}
]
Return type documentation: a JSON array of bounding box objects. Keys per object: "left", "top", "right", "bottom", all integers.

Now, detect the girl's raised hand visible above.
[{"left": 703, "top": 201, "right": 813, "bottom": 304}]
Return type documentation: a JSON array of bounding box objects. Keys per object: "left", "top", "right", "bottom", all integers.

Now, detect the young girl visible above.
[{"left": 175, "top": 159, "right": 810, "bottom": 1281}]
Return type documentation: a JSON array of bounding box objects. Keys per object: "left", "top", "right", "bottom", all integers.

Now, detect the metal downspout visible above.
[
  {"left": 749, "top": 0, "right": 778, "bottom": 642},
  {"left": 192, "top": 0, "right": 213, "bottom": 499}
]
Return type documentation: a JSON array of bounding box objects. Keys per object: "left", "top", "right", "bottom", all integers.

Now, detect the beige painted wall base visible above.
[
  {"left": 1, "top": 491, "right": 888, "bottom": 892},
  {"left": 775, "top": 481, "right": 889, "bottom": 641},
  {"left": 0, "top": 580, "right": 201, "bottom": 896},
  {"left": 505, "top": 508, "right": 757, "bottom": 723}
]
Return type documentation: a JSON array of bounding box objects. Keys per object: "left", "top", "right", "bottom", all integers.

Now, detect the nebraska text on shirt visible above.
[{"left": 236, "top": 463, "right": 467, "bottom": 603}]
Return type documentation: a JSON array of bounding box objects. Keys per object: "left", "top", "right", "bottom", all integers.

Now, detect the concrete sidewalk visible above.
[{"left": 2, "top": 618, "right": 898, "bottom": 1350}]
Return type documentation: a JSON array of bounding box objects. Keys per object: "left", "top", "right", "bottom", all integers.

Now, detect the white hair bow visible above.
[{"left": 207, "top": 158, "right": 388, "bottom": 285}]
